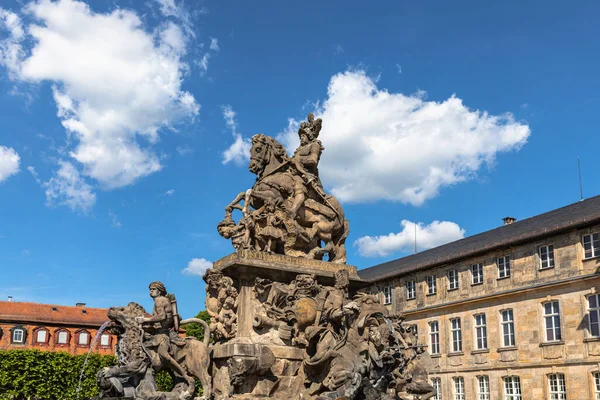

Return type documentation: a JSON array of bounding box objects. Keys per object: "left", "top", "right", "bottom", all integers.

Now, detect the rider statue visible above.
[
  {"left": 288, "top": 113, "right": 325, "bottom": 219},
  {"left": 136, "top": 282, "right": 194, "bottom": 390}
]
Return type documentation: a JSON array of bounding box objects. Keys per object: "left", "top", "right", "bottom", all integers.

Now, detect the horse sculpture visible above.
[
  {"left": 222, "top": 134, "right": 349, "bottom": 264},
  {"left": 97, "top": 302, "right": 212, "bottom": 400}
]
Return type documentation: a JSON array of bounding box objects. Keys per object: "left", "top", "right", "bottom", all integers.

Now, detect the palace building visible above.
[
  {"left": 0, "top": 301, "right": 115, "bottom": 355},
  {"left": 359, "top": 194, "right": 600, "bottom": 400}
]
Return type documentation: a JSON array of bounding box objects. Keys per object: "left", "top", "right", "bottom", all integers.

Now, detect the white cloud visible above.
[
  {"left": 182, "top": 257, "right": 212, "bottom": 276},
  {"left": 0, "top": 0, "right": 200, "bottom": 191},
  {"left": 27, "top": 165, "right": 40, "bottom": 184},
  {"left": 176, "top": 145, "right": 194, "bottom": 156},
  {"left": 355, "top": 219, "right": 466, "bottom": 257},
  {"left": 210, "top": 37, "right": 219, "bottom": 51},
  {"left": 222, "top": 105, "right": 251, "bottom": 165},
  {"left": 279, "top": 70, "right": 530, "bottom": 205},
  {"left": 163, "top": 188, "right": 174, "bottom": 196},
  {"left": 0, "top": 8, "right": 25, "bottom": 78},
  {"left": 44, "top": 160, "right": 96, "bottom": 213},
  {"left": 108, "top": 210, "right": 121, "bottom": 228},
  {"left": 0, "top": 146, "right": 20, "bottom": 182}
]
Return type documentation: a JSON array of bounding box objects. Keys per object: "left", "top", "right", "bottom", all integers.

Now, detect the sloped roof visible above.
[
  {"left": 358, "top": 195, "right": 600, "bottom": 282},
  {"left": 0, "top": 301, "right": 109, "bottom": 327}
]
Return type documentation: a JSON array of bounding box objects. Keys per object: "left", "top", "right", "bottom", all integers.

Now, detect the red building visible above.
[{"left": 0, "top": 300, "right": 115, "bottom": 355}]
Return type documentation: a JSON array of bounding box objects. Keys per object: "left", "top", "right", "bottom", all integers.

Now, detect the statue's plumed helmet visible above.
[{"left": 149, "top": 281, "right": 167, "bottom": 295}]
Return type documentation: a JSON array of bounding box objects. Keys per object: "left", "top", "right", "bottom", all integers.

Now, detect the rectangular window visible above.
[
  {"left": 432, "top": 378, "right": 442, "bottom": 400},
  {"left": 36, "top": 330, "right": 47, "bottom": 343},
  {"left": 474, "top": 314, "right": 488, "bottom": 350},
  {"left": 429, "top": 321, "right": 440, "bottom": 354},
  {"left": 544, "top": 301, "right": 562, "bottom": 342},
  {"left": 503, "top": 376, "right": 522, "bottom": 400},
  {"left": 78, "top": 332, "right": 89, "bottom": 345},
  {"left": 583, "top": 233, "right": 600, "bottom": 259},
  {"left": 594, "top": 372, "right": 600, "bottom": 400},
  {"left": 383, "top": 286, "right": 392, "bottom": 305},
  {"left": 427, "top": 275, "right": 437, "bottom": 295},
  {"left": 548, "top": 373, "right": 566, "bottom": 400},
  {"left": 472, "top": 263, "right": 483, "bottom": 285},
  {"left": 589, "top": 294, "right": 600, "bottom": 337},
  {"left": 448, "top": 270, "right": 459, "bottom": 290},
  {"left": 498, "top": 256, "right": 511, "bottom": 278},
  {"left": 477, "top": 376, "right": 490, "bottom": 400},
  {"left": 100, "top": 333, "right": 110, "bottom": 347},
  {"left": 450, "top": 318, "right": 462, "bottom": 353},
  {"left": 501, "top": 309, "right": 516, "bottom": 347},
  {"left": 540, "top": 245, "right": 555, "bottom": 269},
  {"left": 57, "top": 331, "right": 68, "bottom": 344},
  {"left": 406, "top": 280, "right": 416, "bottom": 300},
  {"left": 453, "top": 377, "right": 465, "bottom": 400},
  {"left": 12, "top": 329, "right": 24, "bottom": 343}
]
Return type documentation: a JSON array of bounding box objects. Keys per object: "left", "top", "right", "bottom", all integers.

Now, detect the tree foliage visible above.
[
  {"left": 183, "top": 310, "right": 211, "bottom": 341},
  {"left": 0, "top": 349, "right": 173, "bottom": 399}
]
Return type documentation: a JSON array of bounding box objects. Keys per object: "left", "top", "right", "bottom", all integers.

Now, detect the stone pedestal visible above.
[{"left": 207, "top": 251, "right": 364, "bottom": 400}]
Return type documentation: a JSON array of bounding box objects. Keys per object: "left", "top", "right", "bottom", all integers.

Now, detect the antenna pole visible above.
[
  {"left": 578, "top": 157, "right": 584, "bottom": 201},
  {"left": 414, "top": 222, "right": 417, "bottom": 254}
]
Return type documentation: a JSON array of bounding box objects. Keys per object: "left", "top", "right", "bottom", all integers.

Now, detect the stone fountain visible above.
[{"left": 94, "top": 114, "right": 435, "bottom": 400}]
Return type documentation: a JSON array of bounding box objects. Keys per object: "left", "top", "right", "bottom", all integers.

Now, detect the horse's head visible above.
[
  {"left": 108, "top": 302, "right": 148, "bottom": 332},
  {"left": 249, "top": 134, "right": 288, "bottom": 176}
]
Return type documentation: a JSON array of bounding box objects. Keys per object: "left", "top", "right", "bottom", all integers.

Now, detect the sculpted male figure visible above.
[{"left": 137, "top": 282, "right": 194, "bottom": 390}]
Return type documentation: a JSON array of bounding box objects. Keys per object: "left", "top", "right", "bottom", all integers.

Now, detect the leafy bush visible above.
[{"left": 0, "top": 349, "right": 173, "bottom": 400}]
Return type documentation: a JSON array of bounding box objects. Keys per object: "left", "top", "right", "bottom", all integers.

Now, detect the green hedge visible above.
[{"left": 0, "top": 349, "right": 173, "bottom": 400}]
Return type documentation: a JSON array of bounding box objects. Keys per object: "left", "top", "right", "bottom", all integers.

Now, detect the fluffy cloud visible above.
[
  {"left": 0, "top": 146, "right": 20, "bottom": 182},
  {"left": 0, "top": 0, "right": 199, "bottom": 190},
  {"left": 182, "top": 257, "right": 212, "bottom": 276},
  {"left": 44, "top": 160, "right": 96, "bottom": 213},
  {"left": 355, "top": 219, "right": 466, "bottom": 257},
  {"left": 279, "top": 70, "right": 530, "bottom": 205},
  {"left": 222, "top": 105, "right": 251, "bottom": 165}
]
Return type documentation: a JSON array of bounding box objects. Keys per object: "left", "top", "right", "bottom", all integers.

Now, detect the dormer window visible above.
[
  {"left": 100, "top": 333, "right": 111, "bottom": 347},
  {"left": 55, "top": 330, "right": 70, "bottom": 345},
  {"left": 77, "top": 330, "right": 90, "bottom": 346},
  {"left": 34, "top": 327, "right": 50, "bottom": 344},
  {"left": 11, "top": 326, "right": 26, "bottom": 344}
]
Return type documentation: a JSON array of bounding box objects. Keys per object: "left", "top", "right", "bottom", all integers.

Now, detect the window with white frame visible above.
[
  {"left": 406, "top": 280, "right": 416, "bottom": 300},
  {"left": 474, "top": 314, "right": 488, "bottom": 349},
  {"left": 450, "top": 318, "right": 462, "bottom": 352},
  {"left": 427, "top": 275, "right": 437, "bottom": 295},
  {"left": 544, "top": 301, "right": 562, "bottom": 342},
  {"left": 453, "top": 377, "right": 465, "bottom": 400},
  {"left": 12, "top": 328, "right": 25, "bottom": 343},
  {"left": 57, "top": 330, "right": 69, "bottom": 344},
  {"left": 448, "top": 270, "right": 459, "bottom": 290},
  {"left": 503, "top": 376, "right": 522, "bottom": 400},
  {"left": 540, "top": 245, "right": 555, "bottom": 269},
  {"left": 429, "top": 321, "right": 440, "bottom": 354},
  {"left": 472, "top": 263, "right": 483, "bottom": 285},
  {"left": 431, "top": 377, "right": 442, "bottom": 400},
  {"left": 548, "top": 373, "right": 566, "bottom": 400},
  {"left": 498, "top": 255, "right": 511, "bottom": 278},
  {"left": 35, "top": 329, "right": 47, "bottom": 343},
  {"left": 78, "top": 331, "right": 90, "bottom": 346},
  {"left": 383, "top": 286, "right": 392, "bottom": 305},
  {"left": 588, "top": 294, "right": 600, "bottom": 337},
  {"left": 594, "top": 372, "right": 600, "bottom": 400},
  {"left": 583, "top": 233, "right": 600, "bottom": 259},
  {"left": 477, "top": 376, "right": 490, "bottom": 400},
  {"left": 501, "top": 309, "right": 516, "bottom": 347},
  {"left": 100, "top": 333, "right": 111, "bottom": 347}
]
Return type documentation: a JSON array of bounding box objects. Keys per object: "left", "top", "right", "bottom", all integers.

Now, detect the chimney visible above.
[
  {"left": 503, "top": 216, "right": 517, "bottom": 226},
  {"left": 7, "top": 296, "right": 12, "bottom": 302},
  {"left": 76, "top": 302, "right": 86, "bottom": 307}
]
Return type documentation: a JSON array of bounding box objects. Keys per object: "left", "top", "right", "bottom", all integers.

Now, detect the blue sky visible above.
[{"left": 1, "top": 0, "right": 599, "bottom": 318}]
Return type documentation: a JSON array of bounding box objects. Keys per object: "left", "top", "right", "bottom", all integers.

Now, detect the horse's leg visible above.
[{"left": 225, "top": 192, "right": 246, "bottom": 213}]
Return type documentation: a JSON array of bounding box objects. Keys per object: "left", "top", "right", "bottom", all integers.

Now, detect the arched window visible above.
[
  {"left": 33, "top": 327, "right": 50, "bottom": 344},
  {"left": 10, "top": 326, "right": 27, "bottom": 344},
  {"left": 55, "top": 329, "right": 70, "bottom": 345},
  {"left": 76, "top": 330, "right": 91, "bottom": 346}
]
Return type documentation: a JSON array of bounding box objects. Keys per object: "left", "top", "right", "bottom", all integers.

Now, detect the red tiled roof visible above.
[{"left": 0, "top": 301, "right": 109, "bottom": 327}]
